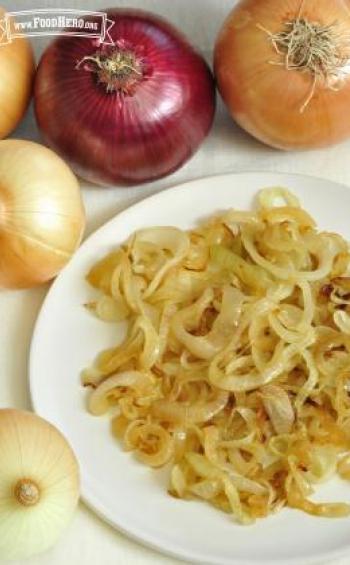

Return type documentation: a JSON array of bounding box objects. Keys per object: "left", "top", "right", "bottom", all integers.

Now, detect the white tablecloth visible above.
[{"left": 2, "top": 0, "right": 350, "bottom": 563}]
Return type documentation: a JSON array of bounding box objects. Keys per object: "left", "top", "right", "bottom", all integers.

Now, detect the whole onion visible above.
[
  {"left": 34, "top": 9, "right": 216, "bottom": 186},
  {"left": 0, "top": 409, "right": 79, "bottom": 560},
  {"left": 215, "top": 0, "right": 350, "bottom": 150},
  {"left": 0, "top": 7, "right": 34, "bottom": 139},
  {"left": 0, "top": 140, "right": 85, "bottom": 289}
]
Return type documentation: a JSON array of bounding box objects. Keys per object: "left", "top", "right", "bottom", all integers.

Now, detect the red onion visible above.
[{"left": 34, "top": 9, "right": 216, "bottom": 187}]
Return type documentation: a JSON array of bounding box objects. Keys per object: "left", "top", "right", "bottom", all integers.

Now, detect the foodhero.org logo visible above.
[{"left": 0, "top": 9, "right": 114, "bottom": 44}]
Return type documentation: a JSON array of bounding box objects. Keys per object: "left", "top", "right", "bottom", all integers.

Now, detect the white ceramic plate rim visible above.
[{"left": 30, "top": 172, "right": 350, "bottom": 565}]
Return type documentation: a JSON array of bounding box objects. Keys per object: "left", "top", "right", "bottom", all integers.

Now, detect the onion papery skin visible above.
[
  {"left": 0, "top": 140, "right": 85, "bottom": 289},
  {"left": 34, "top": 9, "right": 216, "bottom": 187},
  {"left": 0, "top": 8, "right": 35, "bottom": 139},
  {"left": 214, "top": 0, "right": 350, "bottom": 150}
]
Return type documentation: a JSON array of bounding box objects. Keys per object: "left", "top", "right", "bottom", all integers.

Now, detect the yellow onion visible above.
[
  {"left": 215, "top": 0, "right": 350, "bottom": 149},
  {"left": 0, "top": 140, "right": 85, "bottom": 288},
  {"left": 0, "top": 8, "right": 34, "bottom": 138},
  {"left": 0, "top": 409, "right": 80, "bottom": 560}
]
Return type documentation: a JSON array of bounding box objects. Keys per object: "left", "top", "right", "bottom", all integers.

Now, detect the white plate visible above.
[{"left": 30, "top": 172, "right": 350, "bottom": 565}]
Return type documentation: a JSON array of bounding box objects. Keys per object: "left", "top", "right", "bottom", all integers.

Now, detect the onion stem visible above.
[
  {"left": 14, "top": 479, "right": 40, "bottom": 507},
  {"left": 76, "top": 48, "right": 144, "bottom": 94}
]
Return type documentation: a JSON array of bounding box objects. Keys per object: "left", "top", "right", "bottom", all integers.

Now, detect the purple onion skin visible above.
[{"left": 34, "top": 9, "right": 216, "bottom": 187}]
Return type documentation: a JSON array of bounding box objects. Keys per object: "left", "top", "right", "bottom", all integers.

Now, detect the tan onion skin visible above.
[
  {"left": 0, "top": 140, "right": 85, "bottom": 289},
  {"left": 214, "top": 0, "right": 350, "bottom": 150},
  {"left": 0, "top": 8, "right": 34, "bottom": 139}
]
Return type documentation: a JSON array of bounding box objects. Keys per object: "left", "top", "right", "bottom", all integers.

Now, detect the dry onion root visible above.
[
  {"left": 214, "top": 0, "right": 350, "bottom": 149},
  {"left": 83, "top": 187, "right": 350, "bottom": 524}
]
